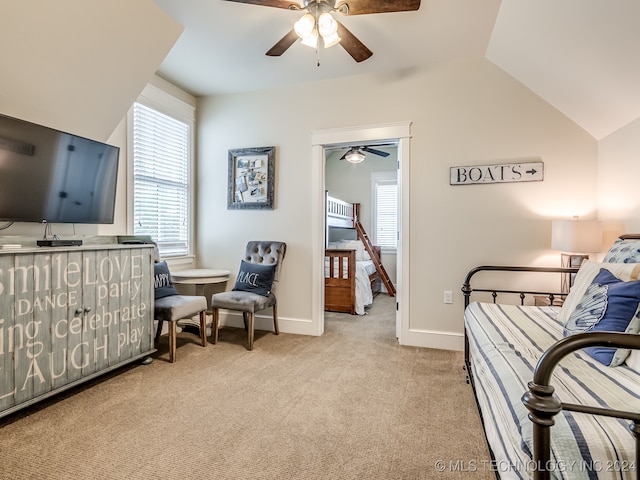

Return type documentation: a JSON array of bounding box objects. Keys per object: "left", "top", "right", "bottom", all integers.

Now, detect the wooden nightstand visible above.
[{"left": 534, "top": 295, "right": 565, "bottom": 307}]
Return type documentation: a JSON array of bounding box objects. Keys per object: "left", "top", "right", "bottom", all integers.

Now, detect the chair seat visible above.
[
  {"left": 210, "top": 291, "right": 275, "bottom": 313},
  {"left": 155, "top": 295, "right": 207, "bottom": 321},
  {"left": 154, "top": 294, "right": 208, "bottom": 363}
]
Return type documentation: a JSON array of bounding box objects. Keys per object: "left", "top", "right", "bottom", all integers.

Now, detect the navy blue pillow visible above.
[
  {"left": 154, "top": 261, "right": 178, "bottom": 299},
  {"left": 232, "top": 260, "right": 276, "bottom": 296},
  {"left": 564, "top": 268, "right": 640, "bottom": 366}
]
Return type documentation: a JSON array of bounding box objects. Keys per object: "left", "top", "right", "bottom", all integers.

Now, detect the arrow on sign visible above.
[{"left": 526, "top": 169, "right": 537, "bottom": 175}]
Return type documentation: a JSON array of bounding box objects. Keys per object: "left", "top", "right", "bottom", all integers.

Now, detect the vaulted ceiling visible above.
[{"left": 153, "top": 0, "right": 640, "bottom": 140}]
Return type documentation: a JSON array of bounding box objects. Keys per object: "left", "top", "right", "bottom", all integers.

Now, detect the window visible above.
[
  {"left": 371, "top": 171, "right": 398, "bottom": 251},
  {"left": 130, "top": 86, "right": 194, "bottom": 258}
]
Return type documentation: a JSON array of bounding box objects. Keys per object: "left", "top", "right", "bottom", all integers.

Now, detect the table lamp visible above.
[{"left": 551, "top": 218, "right": 602, "bottom": 293}]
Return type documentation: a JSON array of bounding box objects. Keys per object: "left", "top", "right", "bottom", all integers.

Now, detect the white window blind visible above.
[
  {"left": 373, "top": 174, "right": 397, "bottom": 250},
  {"left": 132, "top": 102, "right": 190, "bottom": 257}
]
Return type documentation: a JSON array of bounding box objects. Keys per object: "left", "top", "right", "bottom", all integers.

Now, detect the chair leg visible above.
[
  {"left": 273, "top": 303, "right": 279, "bottom": 335},
  {"left": 169, "top": 321, "right": 177, "bottom": 363},
  {"left": 155, "top": 319, "right": 163, "bottom": 344},
  {"left": 242, "top": 312, "right": 249, "bottom": 332},
  {"left": 247, "top": 312, "right": 255, "bottom": 351},
  {"left": 212, "top": 307, "right": 219, "bottom": 344},
  {"left": 199, "top": 310, "right": 207, "bottom": 347}
]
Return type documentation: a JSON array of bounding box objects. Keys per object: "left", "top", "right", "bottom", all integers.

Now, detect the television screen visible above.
[{"left": 0, "top": 113, "right": 119, "bottom": 224}]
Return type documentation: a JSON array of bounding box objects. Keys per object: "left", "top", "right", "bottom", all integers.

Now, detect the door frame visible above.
[{"left": 310, "top": 122, "right": 411, "bottom": 342}]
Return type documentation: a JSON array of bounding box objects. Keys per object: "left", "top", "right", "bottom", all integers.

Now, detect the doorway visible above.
[
  {"left": 310, "top": 122, "right": 411, "bottom": 343},
  {"left": 324, "top": 143, "right": 397, "bottom": 317}
]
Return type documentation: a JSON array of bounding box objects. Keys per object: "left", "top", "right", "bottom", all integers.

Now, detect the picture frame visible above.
[{"left": 227, "top": 146, "right": 275, "bottom": 210}]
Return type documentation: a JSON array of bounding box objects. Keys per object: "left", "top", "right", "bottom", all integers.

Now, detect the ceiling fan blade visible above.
[
  {"left": 266, "top": 29, "right": 299, "bottom": 56},
  {"left": 336, "top": 0, "right": 420, "bottom": 15},
  {"left": 222, "top": 0, "right": 302, "bottom": 10},
  {"left": 336, "top": 21, "right": 372, "bottom": 62},
  {"left": 363, "top": 146, "right": 390, "bottom": 157}
]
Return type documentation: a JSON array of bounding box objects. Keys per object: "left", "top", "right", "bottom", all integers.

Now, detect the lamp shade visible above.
[
  {"left": 294, "top": 14, "right": 315, "bottom": 38},
  {"left": 551, "top": 219, "right": 602, "bottom": 253}
]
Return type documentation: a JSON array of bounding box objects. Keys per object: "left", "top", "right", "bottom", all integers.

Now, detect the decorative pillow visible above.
[
  {"left": 556, "top": 260, "right": 640, "bottom": 325},
  {"left": 625, "top": 349, "right": 640, "bottom": 372},
  {"left": 154, "top": 261, "right": 178, "bottom": 299},
  {"left": 232, "top": 260, "right": 277, "bottom": 296},
  {"left": 563, "top": 268, "right": 640, "bottom": 366},
  {"left": 603, "top": 238, "right": 640, "bottom": 263}
]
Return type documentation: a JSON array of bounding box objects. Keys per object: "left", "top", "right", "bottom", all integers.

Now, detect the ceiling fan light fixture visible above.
[
  {"left": 345, "top": 149, "right": 366, "bottom": 163},
  {"left": 300, "top": 28, "right": 318, "bottom": 48},
  {"left": 321, "top": 31, "right": 340, "bottom": 48},
  {"left": 317, "top": 12, "right": 338, "bottom": 36},
  {"left": 294, "top": 13, "right": 315, "bottom": 39},
  {"left": 317, "top": 12, "right": 340, "bottom": 48}
]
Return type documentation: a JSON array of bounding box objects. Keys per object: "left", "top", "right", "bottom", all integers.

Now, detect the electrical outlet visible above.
[{"left": 444, "top": 290, "right": 453, "bottom": 304}]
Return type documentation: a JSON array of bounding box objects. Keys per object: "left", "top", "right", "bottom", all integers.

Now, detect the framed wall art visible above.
[{"left": 227, "top": 146, "right": 275, "bottom": 210}]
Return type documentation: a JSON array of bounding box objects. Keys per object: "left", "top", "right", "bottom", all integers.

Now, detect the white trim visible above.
[
  {"left": 137, "top": 83, "right": 195, "bottom": 124},
  {"left": 397, "top": 136, "right": 410, "bottom": 342},
  {"left": 311, "top": 144, "right": 326, "bottom": 336},
  {"left": 311, "top": 122, "right": 411, "bottom": 343},
  {"left": 127, "top": 82, "right": 196, "bottom": 258},
  {"left": 215, "top": 311, "right": 317, "bottom": 336},
  {"left": 311, "top": 122, "right": 411, "bottom": 145},
  {"left": 400, "top": 329, "right": 465, "bottom": 352}
]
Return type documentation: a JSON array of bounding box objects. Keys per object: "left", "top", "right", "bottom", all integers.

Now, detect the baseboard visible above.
[
  {"left": 175, "top": 313, "right": 463, "bottom": 350},
  {"left": 216, "top": 311, "right": 317, "bottom": 336},
  {"left": 400, "top": 328, "right": 464, "bottom": 351}
]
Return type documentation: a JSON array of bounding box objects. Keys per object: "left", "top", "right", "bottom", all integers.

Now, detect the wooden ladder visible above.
[{"left": 354, "top": 218, "right": 396, "bottom": 297}]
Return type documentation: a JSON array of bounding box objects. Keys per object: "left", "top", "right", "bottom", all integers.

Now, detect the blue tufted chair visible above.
[
  {"left": 117, "top": 236, "right": 207, "bottom": 362},
  {"left": 211, "top": 241, "right": 286, "bottom": 350},
  {"left": 151, "top": 247, "right": 208, "bottom": 363}
]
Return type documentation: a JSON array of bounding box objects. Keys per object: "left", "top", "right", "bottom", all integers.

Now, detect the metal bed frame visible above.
[{"left": 461, "top": 253, "right": 640, "bottom": 480}]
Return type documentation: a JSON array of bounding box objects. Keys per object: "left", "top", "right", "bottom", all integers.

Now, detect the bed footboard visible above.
[
  {"left": 522, "top": 332, "right": 640, "bottom": 480},
  {"left": 325, "top": 249, "right": 356, "bottom": 314}
]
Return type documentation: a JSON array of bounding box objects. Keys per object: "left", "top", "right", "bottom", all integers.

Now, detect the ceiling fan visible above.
[
  {"left": 223, "top": 0, "right": 422, "bottom": 62},
  {"left": 340, "top": 145, "right": 391, "bottom": 163}
]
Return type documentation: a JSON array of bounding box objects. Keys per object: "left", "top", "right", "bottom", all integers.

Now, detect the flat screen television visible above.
[{"left": 0, "top": 113, "right": 120, "bottom": 224}]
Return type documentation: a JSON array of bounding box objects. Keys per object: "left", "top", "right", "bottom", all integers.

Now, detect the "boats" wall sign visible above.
[{"left": 450, "top": 161, "right": 544, "bottom": 186}]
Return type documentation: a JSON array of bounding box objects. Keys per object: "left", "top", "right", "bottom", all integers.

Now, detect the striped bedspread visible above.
[{"left": 465, "top": 302, "right": 639, "bottom": 480}]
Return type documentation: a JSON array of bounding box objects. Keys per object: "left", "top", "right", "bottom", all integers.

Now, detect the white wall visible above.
[
  {"left": 0, "top": 1, "right": 182, "bottom": 142},
  {"left": 196, "top": 57, "right": 597, "bottom": 349},
  {"left": 597, "top": 118, "right": 640, "bottom": 244},
  {"left": 0, "top": 2, "right": 182, "bottom": 239}
]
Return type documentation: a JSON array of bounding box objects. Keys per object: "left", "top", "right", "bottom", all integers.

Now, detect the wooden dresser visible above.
[{"left": 0, "top": 243, "right": 155, "bottom": 418}]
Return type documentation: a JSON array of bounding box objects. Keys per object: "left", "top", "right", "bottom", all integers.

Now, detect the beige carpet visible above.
[{"left": 0, "top": 295, "right": 492, "bottom": 479}]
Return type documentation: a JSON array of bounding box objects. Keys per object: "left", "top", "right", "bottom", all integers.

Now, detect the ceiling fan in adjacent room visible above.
[
  {"left": 222, "top": 0, "right": 421, "bottom": 62},
  {"left": 340, "top": 145, "right": 391, "bottom": 163}
]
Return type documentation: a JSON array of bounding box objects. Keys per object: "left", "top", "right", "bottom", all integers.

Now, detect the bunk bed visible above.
[{"left": 325, "top": 194, "right": 383, "bottom": 315}]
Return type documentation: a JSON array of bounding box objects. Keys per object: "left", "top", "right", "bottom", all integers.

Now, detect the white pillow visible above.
[
  {"left": 557, "top": 260, "right": 640, "bottom": 325},
  {"left": 626, "top": 349, "right": 640, "bottom": 372},
  {"left": 336, "top": 240, "right": 371, "bottom": 261}
]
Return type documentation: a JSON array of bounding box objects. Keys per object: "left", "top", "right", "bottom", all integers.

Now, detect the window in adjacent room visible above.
[
  {"left": 129, "top": 85, "right": 195, "bottom": 258},
  {"left": 371, "top": 171, "right": 398, "bottom": 252}
]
